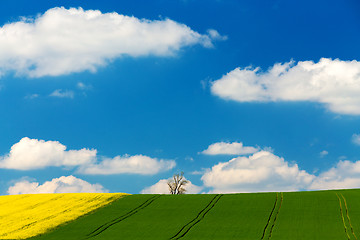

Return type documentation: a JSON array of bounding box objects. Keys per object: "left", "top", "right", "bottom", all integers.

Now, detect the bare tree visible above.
[{"left": 168, "top": 172, "right": 188, "bottom": 194}]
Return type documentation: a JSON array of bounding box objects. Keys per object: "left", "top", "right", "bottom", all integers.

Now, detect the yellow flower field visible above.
[{"left": 0, "top": 193, "right": 128, "bottom": 239}]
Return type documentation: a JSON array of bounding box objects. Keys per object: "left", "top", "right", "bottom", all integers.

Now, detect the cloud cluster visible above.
[
  {"left": 211, "top": 58, "right": 360, "bottom": 115},
  {"left": 0, "top": 7, "right": 222, "bottom": 78},
  {"left": 201, "top": 141, "right": 258, "bottom": 155},
  {"left": 201, "top": 150, "right": 315, "bottom": 193},
  {"left": 5, "top": 139, "right": 360, "bottom": 194},
  {"left": 198, "top": 141, "right": 360, "bottom": 193},
  {"left": 0, "top": 137, "right": 175, "bottom": 175},
  {"left": 140, "top": 178, "right": 203, "bottom": 194},
  {"left": 8, "top": 175, "right": 107, "bottom": 194}
]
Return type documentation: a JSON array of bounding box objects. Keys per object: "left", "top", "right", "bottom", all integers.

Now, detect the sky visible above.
[{"left": 1, "top": 0, "right": 360, "bottom": 194}]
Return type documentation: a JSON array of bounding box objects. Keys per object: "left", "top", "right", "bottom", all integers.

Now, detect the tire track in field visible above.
[
  {"left": 336, "top": 193, "right": 351, "bottom": 240},
  {"left": 341, "top": 194, "right": 358, "bottom": 240},
  {"left": 261, "top": 192, "right": 278, "bottom": 240},
  {"left": 86, "top": 195, "right": 161, "bottom": 239},
  {"left": 268, "top": 192, "right": 283, "bottom": 240},
  {"left": 169, "top": 194, "right": 223, "bottom": 240}
]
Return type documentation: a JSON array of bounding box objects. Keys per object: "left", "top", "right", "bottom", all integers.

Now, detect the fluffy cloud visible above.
[
  {"left": 201, "top": 151, "right": 315, "bottom": 193},
  {"left": 201, "top": 141, "right": 259, "bottom": 155},
  {"left": 309, "top": 160, "right": 360, "bottom": 190},
  {"left": 0, "top": 7, "right": 222, "bottom": 78},
  {"left": 211, "top": 58, "right": 360, "bottom": 115},
  {"left": 8, "top": 175, "right": 107, "bottom": 194},
  {"left": 79, "top": 155, "right": 176, "bottom": 175},
  {"left": 352, "top": 134, "right": 360, "bottom": 145},
  {"left": 0, "top": 137, "right": 96, "bottom": 170},
  {"left": 0, "top": 137, "right": 175, "bottom": 175},
  {"left": 140, "top": 178, "right": 203, "bottom": 194},
  {"left": 201, "top": 145, "right": 360, "bottom": 193}
]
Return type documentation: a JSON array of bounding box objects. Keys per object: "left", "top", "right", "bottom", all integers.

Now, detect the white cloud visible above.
[
  {"left": 0, "top": 7, "right": 222, "bottom": 78},
  {"left": 0, "top": 137, "right": 175, "bottom": 175},
  {"left": 309, "top": 160, "right": 360, "bottom": 190},
  {"left": 8, "top": 175, "right": 107, "bottom": 194},
  {"left": 0, "top": 137, "right": 96, "bottom": 170},
  {"left": 49, "top": 89, "right": 74, "bottom": 98},
  {"left": 352, "top": 134, "right": 360, "bottom": 145},
  {"left": 79, "top": 155, "right": 176, "bottom": 175},
  {"left": 201, "top": 141, "right": 259, "bottom": 155},
  {"left": 211, "top": 58, "right": 360, "bottom": 115},
  {"left": 201, "top": 151, "right": 315, "bottom": 193},
  {"left": 140, "top": 178, "right": 202, "bottom": 194},
  {"left": 319, "top": 150, "right": 328, "bottom": 157}
]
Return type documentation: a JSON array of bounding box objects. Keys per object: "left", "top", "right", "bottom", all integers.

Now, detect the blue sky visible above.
[{"left": 1, "top": 0, "right": 360, "bottom": 194}]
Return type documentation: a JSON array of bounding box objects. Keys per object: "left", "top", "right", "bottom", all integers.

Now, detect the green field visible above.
[{"left": 27, "top": 189, "right": 360, "bottom": 240}]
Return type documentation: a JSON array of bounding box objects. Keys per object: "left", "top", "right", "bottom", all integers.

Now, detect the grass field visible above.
[
  {"left": 270, "top": 191, "right": 346, "bottom": 239},
  {"left": 2, "top": 189, "right": 360, "bottom": 239}
]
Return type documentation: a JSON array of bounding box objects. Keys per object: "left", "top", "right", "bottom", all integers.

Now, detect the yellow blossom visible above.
[{"left": 0, "top": 193, "right": 128, "bottom": 239}]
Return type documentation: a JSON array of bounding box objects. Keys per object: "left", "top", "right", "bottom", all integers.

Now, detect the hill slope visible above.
[{"left": 4, "top": 189, "right": 360, "bottom": 239}]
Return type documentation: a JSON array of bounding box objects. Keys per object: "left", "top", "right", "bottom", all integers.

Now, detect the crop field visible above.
[
  {"left": 1, "top": 189, "right": 360, "bottom": 239},
  {"left": 0, "top": 193, "right": 127, "bottom": 239}
]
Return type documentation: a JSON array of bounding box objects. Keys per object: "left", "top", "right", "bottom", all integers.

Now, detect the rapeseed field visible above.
[{"left": 0, "top": 193, "right": 127, "bottom": 239}]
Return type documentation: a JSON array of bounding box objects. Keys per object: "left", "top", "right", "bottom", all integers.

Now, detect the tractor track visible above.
[
  {"left": 86, "top": 195, "right": 161, "bottom": 239},
  {"left": 261, "top": 192, "right": 278, "bottom": 240},
  {"left": 341, "top": 194, "right": 358, "bottom": 240},
  {"left": 169, "top": 194, "right": 223, "bottom": 240},
  {"left": 337, "top": 193, "right": 351, "bottom": 240},
  {"left": 268, "top": 192, "right": 283, "bottom": 239}
]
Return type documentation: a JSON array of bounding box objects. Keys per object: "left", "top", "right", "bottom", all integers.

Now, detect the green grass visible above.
[
  {"left": 270, "top": 190, "right": 349, "bottom": 240},
  {"left": 27, "top": 189, "right": 360, "bottom": 240},
  {"left": 182, "top": 193, "right": 276, "bottom": 239}
]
